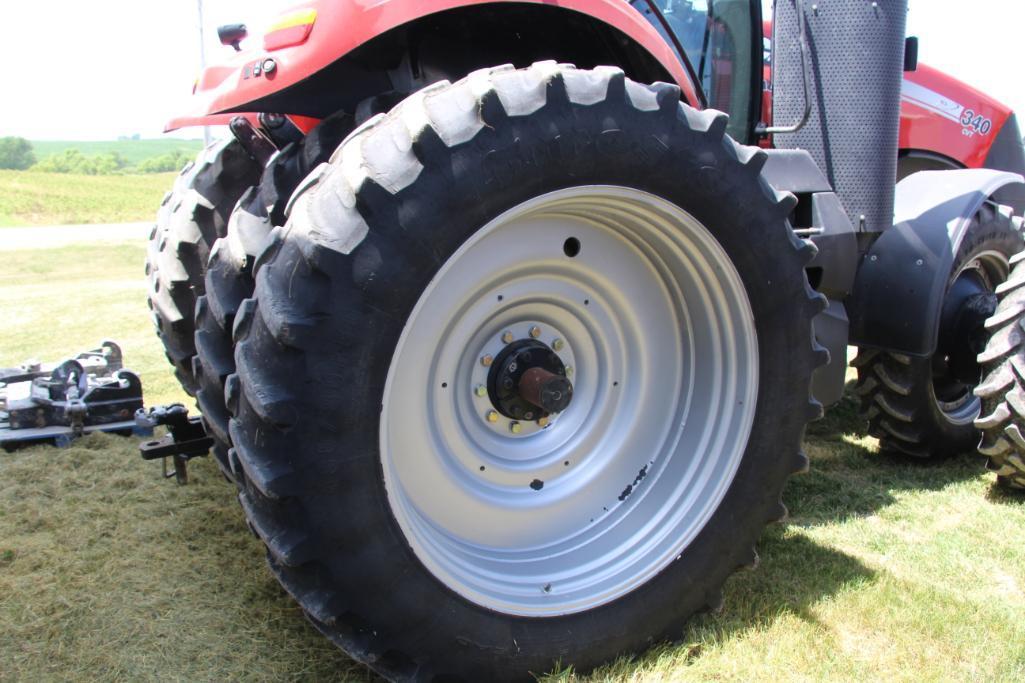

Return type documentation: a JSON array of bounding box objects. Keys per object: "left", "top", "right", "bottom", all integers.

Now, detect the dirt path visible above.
[{"left": 0, "top": 222, "right": 151, "bottom": 251}]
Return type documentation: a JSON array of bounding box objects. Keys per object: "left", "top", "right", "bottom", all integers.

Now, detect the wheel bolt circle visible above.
[{"left": 475, "top": 323, "right": 572, "bottom": 435}]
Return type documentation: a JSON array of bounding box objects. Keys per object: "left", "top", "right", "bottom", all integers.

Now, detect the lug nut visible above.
[
  {"left": 565, "top": 366, "right": 574, "bottom": 377},
  {"left": 502, "top": 331, "right": 514, "bottom": 344},
  {"left": 552, "top": 338, "right": 565, "bottom": 351},
  {"left": 537, "top": 416, "right": 550, "bottom": 428},
  {"left": 510, "top": 421, "right": 522, "bottom": 434},
  {"left": 529, "top": 326, "right": 541, "bottom": 338},
  {"left": 486, "top": 410, "right": 499, "bottom": 423},
  {"left": 474, "top": 384, "right": 487, "bottom": 397},
  {"left": 481, "top": 354, "right": 493, "bottom": 367}
]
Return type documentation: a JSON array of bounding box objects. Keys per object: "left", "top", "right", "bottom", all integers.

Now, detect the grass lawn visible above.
[
  {"left": 31, "top": 139, "right": 205, "bottom": 167},
  {"left": 1, "top": 241, "right": 1024, "bottom": 681},
  {"left": 0, "top": 171, "right": 175, "bottom": 227}
]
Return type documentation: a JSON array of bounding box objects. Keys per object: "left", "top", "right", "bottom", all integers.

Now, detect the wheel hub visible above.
[
  {"left": 939, "top": 268, "right": 999, "bottom": 386},
  {"left": 488, "top": 339, "right": 573, "bottom": 420},
  {"left": 935, "top": 251, "right": 1009, "bottom": 416},
  {"left": 472, "top": 321, "right": 576, "bottom": 439}
]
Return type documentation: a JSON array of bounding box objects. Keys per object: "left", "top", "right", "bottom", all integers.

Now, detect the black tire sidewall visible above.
[{"left": 241, "top": 84, "right": 817, "bottom": 678}]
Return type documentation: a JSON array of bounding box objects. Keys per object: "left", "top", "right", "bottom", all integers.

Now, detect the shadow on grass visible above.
[
  {"left": 703, "top": 527, "right": 874, "bottom": 627},
  {"left": 792, "top": 381, "right": 1006, "bottom": 526},
  {"left": 565, "top": 528, "right": 876, "bottom": 680},
  {"left": 984, "top": 481, "right": 1025, "bottom": 505}
]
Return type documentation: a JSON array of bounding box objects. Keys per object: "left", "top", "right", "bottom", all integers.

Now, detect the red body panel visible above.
[
  {"left": 175, "top": 2, "right": 1013, "bottom": 175},
  {"left": 166, "top": 0, "right": 699, "bottom": 131},
  {"left": 898, "top": 64, "right": 1011, "bottom": 168}
]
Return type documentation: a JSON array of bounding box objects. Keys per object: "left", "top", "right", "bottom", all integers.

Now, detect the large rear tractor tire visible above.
[
  {"left": 976, "top": 221, "right": 1025, "bottom": 489},
  {"left": 854, "top": 204, "right": 1021, "bottom": 458},
  {"left": 193, "top": 114, "right": 355, "bottom": 476},
  {"left": 228, "top": 63, "right": 826, "bottom": 679},
  {"left": 145, "top": 139, "right": 260, "bottom": 394}
]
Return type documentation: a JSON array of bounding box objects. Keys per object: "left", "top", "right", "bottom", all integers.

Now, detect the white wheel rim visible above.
[{"left": 380, "top": 186, "right": 759, "bottom": 616}]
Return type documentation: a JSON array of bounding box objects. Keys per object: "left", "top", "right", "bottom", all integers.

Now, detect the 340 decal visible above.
[{"left": 960, "top": 109, "right": 992, "bottom": 136}]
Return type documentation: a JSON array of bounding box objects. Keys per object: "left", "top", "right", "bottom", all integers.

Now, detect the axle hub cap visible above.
[{"left": 488, "top": 338, "right": 572, "bottom": 419}]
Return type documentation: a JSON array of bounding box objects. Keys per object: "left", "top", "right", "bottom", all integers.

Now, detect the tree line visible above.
[{"left": 0, "top": 136, "right": 193, "bottom": 174}]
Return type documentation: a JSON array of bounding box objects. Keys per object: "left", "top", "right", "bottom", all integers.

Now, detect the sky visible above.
[{"left": 1, "top": 0, "right": 1023, "bottom": 141}]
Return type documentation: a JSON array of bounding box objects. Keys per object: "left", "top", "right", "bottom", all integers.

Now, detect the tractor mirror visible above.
[
  {"left": 218, "top": 23, "right": 248, "bottom": 52},
  {"left": 904, "top": 36, "right": 919, "bottom": 72}
]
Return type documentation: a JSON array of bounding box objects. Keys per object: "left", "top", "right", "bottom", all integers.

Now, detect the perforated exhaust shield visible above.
[{"left": 773, "top": 0, "right": 908, "bottom": 233}]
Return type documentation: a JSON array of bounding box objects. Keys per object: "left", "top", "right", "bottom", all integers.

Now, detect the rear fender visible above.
[
  {"left": 848, "top": 169, "right": 1025, "bottom": 357},
  {"left": 167, "top": 0, "right": 699, "bottom": 131}
]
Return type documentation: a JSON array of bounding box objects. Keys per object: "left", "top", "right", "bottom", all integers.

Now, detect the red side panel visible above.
[
  {"left": 166, "top": 0, "right": 698, "bottom": 131},
  {"left": 287, "top": 115, "right": 322, "bottom": 134},
  {"left": 898, "top": 64, "right": 1012, "bottom": 168}
]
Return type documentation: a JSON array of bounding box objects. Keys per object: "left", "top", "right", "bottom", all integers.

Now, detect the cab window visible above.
[{"left": 631, "top": 1, "right": 760, "bottom": 142}]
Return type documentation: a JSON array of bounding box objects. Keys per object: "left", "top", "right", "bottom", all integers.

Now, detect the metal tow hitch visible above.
[{"left": 136, "top": 405, "right": 214, "bottom": 485}]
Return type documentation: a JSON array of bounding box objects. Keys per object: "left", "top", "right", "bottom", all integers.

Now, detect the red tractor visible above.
[{"left": 145, "top": 1, "right": 1025, "bottom": 679}]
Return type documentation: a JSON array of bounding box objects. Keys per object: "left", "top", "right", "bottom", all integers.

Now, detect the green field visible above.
[
  {"left": 1, "top": 240, "right": 1024, "bottom": 681},
  {"left": 31, "top": 139, "right": 204, "bottom": 167},
  {"left": 0, "top": 170, "right": 174, "bottom": 226},
  {"left": 0, "top": 244, "right": 187, "bottom": 406}
]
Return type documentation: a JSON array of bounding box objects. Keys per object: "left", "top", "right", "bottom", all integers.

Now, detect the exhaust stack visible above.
[{"left": 772, "top": 0, "right": 908, "bottom": 234}]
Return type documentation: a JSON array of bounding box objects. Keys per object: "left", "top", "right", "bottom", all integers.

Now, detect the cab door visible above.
[{"left": 630, "top": 0, "right": 763, "bottom": 143}]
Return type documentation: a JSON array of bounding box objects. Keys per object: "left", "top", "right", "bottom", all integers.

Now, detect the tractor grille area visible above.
[{"left": 772, "top": 0, "right": 908, "bottom": 234}]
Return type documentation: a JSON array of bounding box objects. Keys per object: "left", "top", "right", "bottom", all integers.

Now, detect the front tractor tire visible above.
[
  {"left": 227, "top": 63, "right": 826, "bottom": 679},
  {"left": 854, "top": 204, "right": 1021, "bottom": 458},
  {"left": 976, "top": 231, "right": 1025, "bottom": 489}
]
